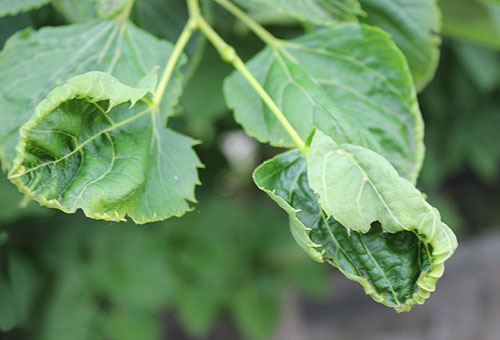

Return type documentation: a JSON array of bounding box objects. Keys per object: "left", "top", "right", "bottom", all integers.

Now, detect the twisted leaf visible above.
[{"left": 254, "top": 149, "right": 456, "bottom": 311}]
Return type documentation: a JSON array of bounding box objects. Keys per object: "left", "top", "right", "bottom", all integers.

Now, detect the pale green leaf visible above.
[
  {"left": 225, "top": 23, "right": 423, "bottom": 181},
  {"left": 97, "top": 0, "right": 132, "bottom": 18},
  {"left": 254, "top": 149, "right": 455, "bottom": 311},
  {"left": 8, "top": 72, "right": 202, "bottom": 223},
  {"left": 0, "top": 0, "right": 50, "bottom": 17},
  {"left": 51, "top": 0, "right": 98, "bottom": 23},
  {"left": 307, "top": 132, "right": 457, "bottom": 303},
  {"left": 235, "top": 0, "right": 363, "bottom": 24},
  {"left": 359, "top": 0, "right": 441, "bottom": 91},
  {"left": 0, "top": 19, "right": 184, "bottom": 170}
]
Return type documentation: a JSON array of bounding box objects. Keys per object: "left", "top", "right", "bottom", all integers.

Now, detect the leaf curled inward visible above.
[{"left": 9, "top": 72, "right": 202, "bottom": 224}]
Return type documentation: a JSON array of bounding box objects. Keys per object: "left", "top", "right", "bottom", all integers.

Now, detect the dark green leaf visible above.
[{"left": 8, "top": 72, "right": 202, "bottom": 223}]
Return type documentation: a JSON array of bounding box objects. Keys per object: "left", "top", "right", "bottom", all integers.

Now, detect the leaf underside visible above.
[
  {"left": 254, "top": 149, "right": 456, "bottom": 311},
  {"left": 9, "top": 72, "right": 202, "bottom": 224},
  {"left": 225, "top": 23, "right": 423, "bottom": 182}
]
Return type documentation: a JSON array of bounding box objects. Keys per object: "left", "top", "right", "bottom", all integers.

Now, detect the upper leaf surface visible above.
[
  {"left": 9, "top": 72, "right": 202, "bottom": 224},
  {"left": 0, "top": 0, "right": 49, "bottom": 17},
  {"left": 225, "top": 23, "right": 423, "bottom": 181},
  {"left": 0, "top": 19, "right": 184, "bottom": 169},
  {"left": 254, "top": 149, "right": 448, "bottom": 311},
  {"left": 234, "top": 0, "right": 363, "bottom": 24},
  {"left": 359, "top": 0, "right": 441, "bottom": 91}
]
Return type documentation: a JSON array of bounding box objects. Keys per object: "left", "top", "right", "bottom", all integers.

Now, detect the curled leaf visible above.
[
  {"left": 9, "top": 72, "right": 202, "bottom": 223},
  {"left": 255, "top": 148, "right": 456, "bottom": 311}
]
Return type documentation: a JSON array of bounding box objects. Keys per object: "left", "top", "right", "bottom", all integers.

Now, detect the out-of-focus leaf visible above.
[
  {"left": 0, "top": 253, "right": 39, "bottom": 331},
  {"left": 0, "top": 0, "right": 50, "bottom": 17},
  {"left": 359, "top": 0, "right": 441, "bottom": 91},
  {"left": 232, "top": 282, "right": 280, "bottom": 340},
  {"left": 0, "top": 173, "right": 47, "bottom": 224},
  {"left": 51, "top": 0, "right": 98, "bottom": 23},
  {"left": 441, "top": 0, "right": 500, "bottom": 50},
  {"left": 88, "top": 224, "right": 172, "bottom": 308},
  {"left": 41, "top": 264, "right": 98, "bottom": 340},
  {"left": 453, "top": 41, "right": 500, "bottom": 92},
  {"left": 0, "top": 275, "right": 17, "bottom": 331},
  {"left": 176, "top": 286, "right": 220, "bottom": 336},
  {"left": 0, "top": 13, "right": 32, "bottom": 47},
  {"left": 225, "top": 23, "right": 423, "bottom": 182},
  {"left": 104, "top": 309, "right": 159, "bottom": 340},
  {"left": 234, "top": 0, "right": 363, "bottom": 24}
]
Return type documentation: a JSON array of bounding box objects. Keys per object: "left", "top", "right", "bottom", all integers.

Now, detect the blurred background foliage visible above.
[{"left": 1, "top": 0, "right": 500, "bottom": 339}]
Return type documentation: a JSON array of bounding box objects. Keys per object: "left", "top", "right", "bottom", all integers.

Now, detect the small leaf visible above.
[
  {"left": 359, "top": 0, "right": 441, "bottom": 91},
  {"left": 9, "top": 72, "right": 202, "bottom": 223},
  {"left": 235, "top": 0, "right": 363, "bottom": 24},
  {"left": 254, "top": 149, "right": 456, "bottom": 311},
  {"left": 225, "top": 23, "right": 423, "bottom": 182},
  {"left": 0, "top": 0, "right": 50, "bottom": 17}
]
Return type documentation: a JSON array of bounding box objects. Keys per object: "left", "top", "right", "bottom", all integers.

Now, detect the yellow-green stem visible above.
[
  {"left": 187, "top": 0, "right": 306, "bottom": 152},
  {"left": 213, "top": 0, "right": 281, "bottom": 47},
  {"left": 153, "top": 18, "right": 197, "bottom": 106}
]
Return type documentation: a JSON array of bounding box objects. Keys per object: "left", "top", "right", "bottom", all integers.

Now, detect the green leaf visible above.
[
  {"left": 225, "top": 23, "right": 423, "bottom": 181},
  {"left": 254, "top": 148, "right": 455, "bottom": 311},
  {"left": 0, "top": 253, "right": 39, "bottom": 331},
  {"left": 235, "top": 0, "right": 363, "bottom": 24},
  {"left": 441, "top": 0, "right": 500, "bottom": 50},
  {"left": 232, "top": 282, "right": 280, "bottom": 340},
  {"left": 0, "top": 0, "right": 50, "bottom": 17},
  {"left": 8, "top": 71, "right": 202, "bottom": 223},
  {"left": 0, "top": 171, "right": 48, "bottom": 224},
  {"left": 51, "top": 0, "right": 98, "bottom": 23},
  {"left": 359, "top": 0, "right": 441, "bottom": 91},
  {"left": 97, "top": 0, "right": 132, "bottom": 18},
  {"left": 307, "top": 132, "right": 457, "bottom": 304},
  {"left": 0, "top": 19, "right": 183, "bottom": 170}
]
